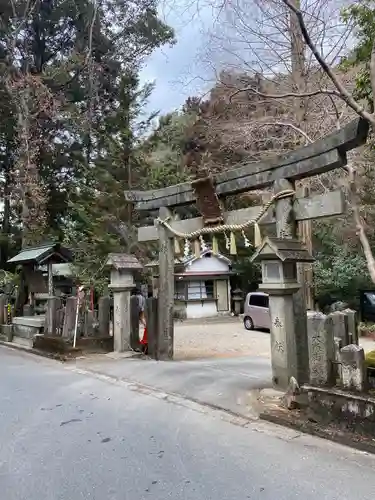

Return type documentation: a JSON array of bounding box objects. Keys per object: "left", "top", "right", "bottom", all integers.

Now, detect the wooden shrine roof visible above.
[{"left": 8, "top": 243, "right": 73, "bottom": 265}]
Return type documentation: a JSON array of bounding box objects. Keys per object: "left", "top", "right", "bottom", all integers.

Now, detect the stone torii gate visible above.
[{"left": 125, "top": 118, "right": 368, "bottom": 388}]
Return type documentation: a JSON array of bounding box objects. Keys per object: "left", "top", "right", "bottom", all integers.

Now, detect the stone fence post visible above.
[
  {"left": 344, "top": 309, "right": 358, "bottom": 345},
  {"left": 329, "top": 311, "right": 349, "bottom": 346},
  {"left": 329, "top": 309, "right": 358, "bottom": 347},
  {"left": 340, "top": 344, "right": 366, "bottom": 392},
  {"left": 0, "top": 294, "right": 6, "bottom": 325},
  {"left": 98, "top": 296, "right": 111, "bottom": 337},
  {"left": 45, "top": 297, "right": 62, "bottom": 336}
]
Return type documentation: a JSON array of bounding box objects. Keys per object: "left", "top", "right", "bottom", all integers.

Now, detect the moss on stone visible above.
[{"left": 365, "top": 350, "right": 375, "bottom": 368}]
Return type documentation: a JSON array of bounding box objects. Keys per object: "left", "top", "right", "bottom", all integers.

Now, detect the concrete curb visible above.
[
  {"left": 0, "top": 340, "right": 69, "bottom": 362},
  {"left": 260, "top": 411, "right": 375, "bottom": 455},
  {"left": 71, "top": 365, "right": 375, "bottom": 453},
  {"left": 0, "top": 340, "right": 144, "bottom": 363},
  {"left": 176, "top": 316, "right": 242, "bottom": 326},
  {"left": 70, "top": 364, "right": 257, "bottom": 426}
]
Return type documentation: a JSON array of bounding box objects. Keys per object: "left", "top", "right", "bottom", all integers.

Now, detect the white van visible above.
[{"left": 243, "top": 292, "right": 271, "bottom": 330}]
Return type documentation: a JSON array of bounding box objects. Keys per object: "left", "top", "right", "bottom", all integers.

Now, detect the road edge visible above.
[
  {"left": 2, "top": 341, "right": 374, "bottom": 456},
  {"left": 0, "top": 340, "right": 68, "bottom": 361},
  {"left": 69, "top": 364, "right": 374, "bottom": 456}
]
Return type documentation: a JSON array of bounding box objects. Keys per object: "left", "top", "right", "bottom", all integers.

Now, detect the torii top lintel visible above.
[{"left": 125, "top": 118, "right": 369, "bottom": 212}]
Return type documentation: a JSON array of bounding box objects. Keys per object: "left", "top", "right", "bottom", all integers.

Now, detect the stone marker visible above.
[
  {"left": 340, "top": 344, "right": 366, "bottom": 392},
  {"left": 307, "top": 311, "right": 335, "bottom": 386},
  {"left": 112, "top": 288, "right": 130, "bottom": 352},
  {"left": 62, "top": 297, "right": 77, "bottom": 339},
  {"left": 343, "top": 309, "right": 358, "bottom": 345},
  {"left": 1, "top": 324, "right": 13, "bottom": 341},
  {"left": 0, "top": 294, "right": 6, "bottom": 325},
  {"left": 333, "top": 337, "right": 343, "bottom": 381},
  {"left": 329, "top": 311, "right": 350, "bottom": 347},
  {"left": 98, "top": 296, "right": 111, "bottom": 337},
  {"left": 282, "top": 376, "right": 301, "bottom": 410},
  {"left": 84, "top": 309, "right": 97, "bottom": 337},
  {"left": 56, "top": 304, "right": 65, "bottom": 334},
  {"left": 45, "top": 297, "right": 62, "bottom": 336}
]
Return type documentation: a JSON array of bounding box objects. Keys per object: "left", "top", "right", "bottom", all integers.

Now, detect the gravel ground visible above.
[
  {"left": 172, "top": 319, "right": 375, "bottom": 361},
  {"left": 173, "top": 319, "right": 271, "bottom": 360}
]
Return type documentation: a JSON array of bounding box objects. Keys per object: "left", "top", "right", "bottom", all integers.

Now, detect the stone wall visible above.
[
  {"left": 300, "top": 308, "right": 375, "bottom": 436},
  {"left": 303, "top": 384, "right": 375, "bottom": 435}
]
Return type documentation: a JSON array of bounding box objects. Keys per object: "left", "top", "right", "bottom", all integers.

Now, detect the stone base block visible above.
[
  {"left": 76, "top": 336, "right": 113, "bottom": 353},
  {"left": 12, "top": 315, "right": 45, "bottom": 339},
  {"left": 303, "top": 384, "right": 375, "bottom": 435},
  {"left": 13, "top": 336, "right": 33, "bottom": 348},
  {"left": 33, "top": 334, "right": 113, "bottom": 355},
  {"left": 0, "top": 324, "right": 13, "bottom": 342},
  {"left": 33, "top": 335, "right": 81, "bottom": 355}
]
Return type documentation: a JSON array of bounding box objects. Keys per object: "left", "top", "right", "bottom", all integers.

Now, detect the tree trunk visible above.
[
  {"left": 0, "top": 145, "right": 12, "bottom": 267},
  {"left": 289, "top": 0, "right": 314, "bottom": 308}
]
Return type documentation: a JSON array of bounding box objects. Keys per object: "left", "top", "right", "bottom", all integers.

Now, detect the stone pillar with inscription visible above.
[
  {"left": 275, "top": 179, "right": 310, "bottom": 387},
  {"left": 307, "top": 311, "right": 335, "bottom": 386},
  {"left": 106, "top": 254, "right": 142, "bottom": 353},
  {"left": 251, "top": 236, "right": 314, "bottom": 390},
  {"left": 267, "top": 293, "right": 299, "bottom": 389}
]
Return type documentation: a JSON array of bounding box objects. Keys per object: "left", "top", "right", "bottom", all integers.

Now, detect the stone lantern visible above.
[
  {"left": 232, "top": 288, "right": 243, "bottom": 316},
  {"left": 106, "top": 253, "right": 143, "bottom": 352},
  {"left": 251, "top": 237, "right": 314, "bottom": 389}
]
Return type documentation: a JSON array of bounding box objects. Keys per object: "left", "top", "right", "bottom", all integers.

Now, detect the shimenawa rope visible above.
[{"left": 155, "top": 189, "right": 295, "bottom": 239}]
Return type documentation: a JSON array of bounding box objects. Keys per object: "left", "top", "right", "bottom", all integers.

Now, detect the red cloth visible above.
[{"left": 140, "top": 326, "right": 148, "bottom": 345}]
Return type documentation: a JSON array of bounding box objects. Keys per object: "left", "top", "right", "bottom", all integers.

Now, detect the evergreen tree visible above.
[
  {"left": 0, "top": 0, "right": 174, "bottom": 285},
  {"left": 342, "top": 1, "right": 375, "bottom": 106}
]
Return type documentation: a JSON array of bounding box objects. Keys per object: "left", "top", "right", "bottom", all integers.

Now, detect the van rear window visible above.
[{"left": 249, "top": 294, "right": 269, "bottom": 308}]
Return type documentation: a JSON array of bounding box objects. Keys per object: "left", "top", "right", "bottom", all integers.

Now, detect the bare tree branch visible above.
[
  {"left": 347, "top": 164, "right": 375, "bottom": 283},
  {"left": 85, "top": 0, "right": 99, "bottom": 66},
  {"left": 228, "top": 85, "right": 340, "bottom": 102},
  {"left": 257, "top": 121, "right": 313, "bottom": 144},
  {"left": 10, "top": 0, "right": 38, "bottom": 52},
  {"left": 370, "top": 40, "right": 375, "bottom": 111},
  {"left": 281, "top": 0, "right": 375, "bottom": 127}
]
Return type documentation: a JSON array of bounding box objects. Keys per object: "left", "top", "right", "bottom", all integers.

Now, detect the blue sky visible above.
[{"left": 140, "top": 2, "right": 215, "bottom": 115}]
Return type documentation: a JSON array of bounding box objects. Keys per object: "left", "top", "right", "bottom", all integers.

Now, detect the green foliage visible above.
[
  {"left": 0, "top": 269, "right": 18, "bottom": 291},
  {"left": 365, "top": 349, "right": 375, "bottom": 367},
  {"left": 141, "top": 110, "right": 198, "bottom": 188},
  {"left": 313, "top": 224, "right": 372, "bottom": 308},
  {"left": 0, "top": 0, "right": 175, "bottom": 286},
  {"left": 360, "top": 322, "right": 375, "bottom": 338},
  {"left": 231, "top": 256, "right": 261, "bottom": 291},
  {"left": 341, "top": 1, "right": 375, "bottom": 104}
]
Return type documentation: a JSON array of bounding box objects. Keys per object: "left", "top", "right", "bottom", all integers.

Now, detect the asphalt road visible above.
[
  {"left": 76, "top": 354, "right": 273, "bottom": 419},
  {"left": 1, "top": 347, "right": 375, "bottom": 500}
]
